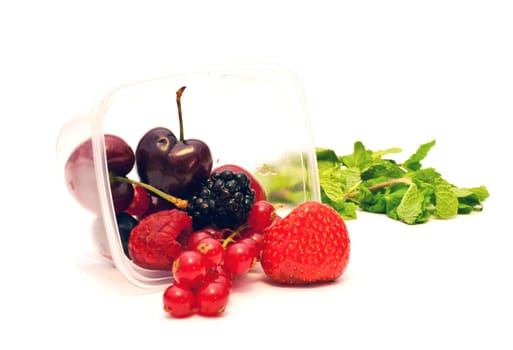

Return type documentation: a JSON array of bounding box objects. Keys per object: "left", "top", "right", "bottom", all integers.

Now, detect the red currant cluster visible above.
[{"left": 163, "top": 200, "right": 277, "bottom": 318}]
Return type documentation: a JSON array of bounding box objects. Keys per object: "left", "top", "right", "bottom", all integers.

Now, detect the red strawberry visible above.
[
  {"left": 260, "top": 201, "right": 350, "bottom": 284},
  {"left": 128, "top": 209, "right": 193, "bottom": 270}
]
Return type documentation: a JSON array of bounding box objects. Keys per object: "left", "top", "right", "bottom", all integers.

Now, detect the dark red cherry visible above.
[
  {"left": 64, "top": 134, "right": 135, "bottom": 214},
  {"left": 165, "top": 138, "right": 212, "bottom": 198},
  {"left": 135, "top": 86, "right": 212, "bottom": 199},
  {"left": 110, "top": 182, "right": 135, "bottom": 213},
  {"left": 135, "top": 127, "right": 178, "bottom": 191}
]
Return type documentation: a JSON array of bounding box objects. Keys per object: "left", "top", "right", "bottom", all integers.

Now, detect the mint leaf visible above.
[
  {"left": 396, "top": 183, "right": 424, "bottom": 224},
  {"left": 361, "top": 160, "right": 405, "bottom": 180},
  {"left": 417, "top": 188, "right": 435, "bottom": 224},
  {"left": 318, "top": 165, "right": 362, "bottom": 219},
  {"left": 319, "top": 175, "right": 346, "bottom": 203},
  {"left": 319, "top": 163, "right": 361, "bottom": 195},
  {"left": 320, "top": 190, "right": 358, "bottom": 220},
  {"left": 403, "top": 140, "right": 436, "bottom": 171},
  {"left": 433, "top": 179, "right": 459, "bottom": 219},
  {"left": 341, "top": 141, "right": 373, "bottom": 170},
  {"left": 384, "top": 185, "right": 410, "bottom": 219},
  {"left": 360, "top": 182, "right": 410, "bottom": 217},
  {"left": 372, "top": 147, "right": 403, "bottom": 159},
  {"left": 454, "top": 186, "right": 490, "bottom": 213},
  {"left": 410, "top": 167, "right": 442, "bottom": 183},
  {"left": 316, "top": 147, "right": 339, "bottom": 164},
  {"left": 359, "top": 186, "right": 387, "bottom": 214},
  {"left": 469, "top": 186, "right": 490, "bottom": 202}
]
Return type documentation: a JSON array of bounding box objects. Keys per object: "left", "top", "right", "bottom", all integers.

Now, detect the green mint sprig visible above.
[{"left": 317, "top": 140, "right": 489, "bottom": 224}]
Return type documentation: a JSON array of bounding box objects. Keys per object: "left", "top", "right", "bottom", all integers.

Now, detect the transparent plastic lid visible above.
[{"left": 57, "top": 63, "right": 320, "bottom": 289}]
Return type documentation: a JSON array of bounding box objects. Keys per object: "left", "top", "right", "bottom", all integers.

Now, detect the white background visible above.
[{"left": 1, "top": 1, "right": 512, "bottom": 349}]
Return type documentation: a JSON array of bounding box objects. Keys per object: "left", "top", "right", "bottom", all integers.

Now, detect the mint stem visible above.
[
  {"left": 111, "top": 174, "right": 188, "bottom": 209},
  {"left": 343, "top": 181, "right": 363, "bottom": 199},
  {"left": 367, "top": 177, "right": 412, "bottom": 191},
  {"left": 345, "top": 177, "right": 412, "bottom": 199}
]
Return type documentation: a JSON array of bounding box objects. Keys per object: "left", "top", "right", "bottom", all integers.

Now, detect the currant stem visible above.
[
  {"left": 222, "top": 231, "right": 238, "bottom": 249},
  {"left": 176, "top": 86, "right": 186, "bottom": 141},
  {"left": 111, "top": 174, "right": 188, "bottom": 209},
  {"left": 221, "top": 224, "right": 249, "bottom": 249}
]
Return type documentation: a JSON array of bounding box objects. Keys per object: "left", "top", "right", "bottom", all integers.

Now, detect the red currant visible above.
[
  {"left": 204, "top": 265, "right": 233, "bottom": 290},
  {"left": 247, "top": 200, "right": 276, "bottom": 231},
  {"left": 196, "top": 281, "right": 230, "bottom": 317},
  {"left": 240, "top": 228, "right": 265, "bottom": 251},
  {"left": 192, "top": 237, "right": 224, "bottom": 269},
  {"left": 186, "top": 226, "right": 224, "bottom": 249},
  {"left": 238, "top": 237, "right": 258, "bottom": 258},
  {"left": 224, "top": 241, "right": 257, "bottom": 275},
  {"left": 163, "top": 283, "right": 195, "bottom": 318},
  {"left": 172, "top": 250, "right": 207, "bottom": 289}
]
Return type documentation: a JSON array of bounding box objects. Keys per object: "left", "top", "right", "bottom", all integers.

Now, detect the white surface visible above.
[{"left": 2, "top": 1, "right": 512, "bottom": 349}]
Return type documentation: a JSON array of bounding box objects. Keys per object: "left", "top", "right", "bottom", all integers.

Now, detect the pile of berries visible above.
[
  {"left": 121, "top": 196, "right": 276, "bottom": 318},
  {"left": 64, "top": 86, "right": 351, "bottom": 319},
  {"left": 162, "top": 199, "right": 276, "bottom": 317},
  {"left": 125, "top": 197, "right": 351, "bottom": 319}
]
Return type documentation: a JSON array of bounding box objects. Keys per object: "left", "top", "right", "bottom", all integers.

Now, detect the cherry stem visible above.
[
  {"left": 111, "top": 174, "right": 188, "bottom": 209},
  {"left": 176, "top": 86, "right": 186, "bottom": 141}
]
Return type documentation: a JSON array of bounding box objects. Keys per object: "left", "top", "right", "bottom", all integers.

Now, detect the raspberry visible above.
[
  {"left": 186, "top": 170, "right": 255, "bottom": 229},
  {"left": 128, "top": 209, "right": 193, "bottom": 270}
]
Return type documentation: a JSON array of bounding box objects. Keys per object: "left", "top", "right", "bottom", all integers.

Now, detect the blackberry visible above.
[{"left": 187, "top": 170, "right": 255, "bottom": 229}]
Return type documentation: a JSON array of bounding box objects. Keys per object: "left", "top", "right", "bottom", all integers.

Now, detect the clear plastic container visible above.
[{"left": 56, "top": 63, "right": 320, "bottom": 289}]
